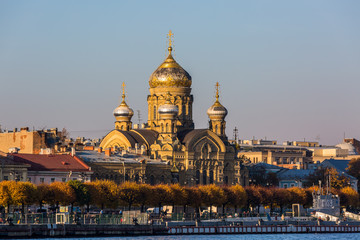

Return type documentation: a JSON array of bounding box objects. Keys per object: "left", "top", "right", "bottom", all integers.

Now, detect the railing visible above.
[{"left": 344, "top": 211, "right": 360, "bottom": 221}]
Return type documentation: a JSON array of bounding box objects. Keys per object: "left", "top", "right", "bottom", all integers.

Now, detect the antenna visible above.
[
  {"left": 233, "top": 127, "right": 238, "bottom": 142},
  {"left": 137, "top": 110, "right": 142, "bottom": 125}
]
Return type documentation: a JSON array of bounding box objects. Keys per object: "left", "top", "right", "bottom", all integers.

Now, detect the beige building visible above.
[
  {"left": 98, "top": 31, "right": 248, "bottom": 186},
  {"left": 0, "top": 152, "right": 30, "bottom": 181},
  {"left": 0, "top": 127, "right": 59, "bottom": 154},
  {"left": 239, "top": 145, "right": 308, "bottom": 169}
]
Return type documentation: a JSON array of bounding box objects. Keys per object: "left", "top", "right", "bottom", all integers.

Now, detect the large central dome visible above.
[{"left": 149, "top": 46, "right": 192, "bottom": 88}]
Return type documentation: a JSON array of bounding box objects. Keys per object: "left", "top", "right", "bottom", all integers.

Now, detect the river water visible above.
[{"left": 13, "top": 233, "right": 360, "bottom": 240}]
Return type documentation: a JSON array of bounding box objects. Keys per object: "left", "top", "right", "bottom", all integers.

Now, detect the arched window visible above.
[
  {"left": 196, "top": 170, "right": 200, "bottom": 185},
  {"left": 203, "top": 170, "right": 207, "bottom": 185},
  {"left": 209, "top": 170, "right": 214, "bottom": 184},
  {"left": 135, "top": 174, "right": 139, "bottom": 183},
  {"left": 160, "top": 175, "right": 165, "bottom": 183},
  {"left": 166, "top": 123, "right": 169, "bottom": 132},
  {"left": 161, "top": 123, "right": 164, "bottom": 132},
  {"left": 150, "top": 175, "right": 155, "bottom": 185},
  {"left": 153, "top": 106, "right": 157, "bottom": 120},
  {"left": 215, "top": 125, "right": 218, "bottom": 134}
]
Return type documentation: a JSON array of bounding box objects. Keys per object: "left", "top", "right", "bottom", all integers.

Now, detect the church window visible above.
[
  {"left": 160, "top": 175, "right": 165, "bottom": 183},
  {"left": 161, "top": 123, "right": 164, "bottom": 132},
  {"left": 215, "top": 125, "right": 218, "bottom": 134},
  {"left": 209, "top": 170, "right": 214, "bottom": 184},
  {"left": 203, "top": 170, "right": 207, "bottom": 185},
  {"left": 153, "top": 106, "right": 157, "bottom": 119},
  {"left": 189, "top": 161, "right": 191, "bottom": 165},
  {"left": 166, "top": 123, "right": 169, "bottom": 132},
  {"left": 196, "top": 170, "right": 200, "bottom": 185},
  {"left": 150, "top": 175, "right": 155, "bottom": 185}
]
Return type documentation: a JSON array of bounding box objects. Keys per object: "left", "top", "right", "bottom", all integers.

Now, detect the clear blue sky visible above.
[{"left": 1, "top": 0, "right": 359, "bottom": 145}]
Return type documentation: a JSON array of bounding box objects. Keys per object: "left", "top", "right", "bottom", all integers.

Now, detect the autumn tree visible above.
[
  {"left": 49, "top": 182, "right": 76, "bottom": 209},
  {"left": 184, "top": 187, "right": 202, "bottom": 219},
  {"left": 288, "top": 187, "right": 307, "bottom": 206},
  {"left": 347, "top": 158, "right": 360, "bottom": 188},
  {"left": 245, "top": 186, "right": 263, "bottom": 213},
  {"left": 198, "top": 184, "right": 226, "bottom": 217},
  {"left": 222, "top": 185, "right": 247, "bottom": 215},
  {"left": 118, "top": 182, "right": 141, "bottom": 210},
  {"left": 136, "top": 184, "right": 152, "bottom": 212},
  {"left": 14, "top": 182, "right": 37, "bottom": 214},
  {"left": 338, "top": 186, "right": 359, "bottom": 209},
  {"left": 169, "top": 184, "right": 187, "bottom": 214},
  {"left": 89, "top": 180, "right": 120, "bottom": 209},
  {"left": 149, "top": 184, "right": 172, "bottom": 212},
  {"left": 35, "top": 184, "right": 53, "bottom": 211},
  {"left": 272, "top": 188, "right": 292, "bottom": 214},
  {"left": 0, "top": 181, "right": 15, "bottom": 213}
]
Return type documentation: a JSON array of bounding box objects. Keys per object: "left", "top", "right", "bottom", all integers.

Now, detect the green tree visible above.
[{"left": 68, "top": 180, "right": 90, "bottom": 211}]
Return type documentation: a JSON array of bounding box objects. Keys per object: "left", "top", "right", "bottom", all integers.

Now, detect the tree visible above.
[
  {"left": 89, "top": 180, "right": 120, "bottom": 209},
  {"left": 169, "top": 184, "right": 187, "bottom": 214},
  {"left": 149, "top": 184, "right": 172, "bottom": 211},
  {"left": 14, "top": 182, "right": 37, "bottom": 214},
  {"left": 184, "top": 187, "right": 202, "bottom": 219},
  {"left": 223, "top": 185, "right": 247, "bottom": 215},
  {"left": 136, "top": 184, "right": 152, "bottom": 212},
  {"left": 49, "top": 182, "right": 76, "bottom": 209},
  {"left": 347, "top": 158, "right": 360, "bottom": 188},
  {"left": 245, "top": 186, "right": 263, "bottom": 213},
  {"left": 288, "top": 187, "right": 307, "bottom": 206},
  {"left": 118, "top": 182, "right": 141, "bottom": 210},
  {"left": 35, "top": 184, "right": 53, "bottom": 211},
  {"left": 304, "top": 167, "right": 351, "bottom": 189},
  {"left": 272, "top": 188, "right": 292, "bottom": 214},
  {"left": 338, "top": 186, "right": 359, "bottom": 209},
  {"left": 198, "top": 184, "right": 226, "bottom": 217},
  {"left": 67, "top": 180, "right": 90, "bottom": 211},
  {"left": 0, "top": 181, "right": 15, "bottom": 213}
]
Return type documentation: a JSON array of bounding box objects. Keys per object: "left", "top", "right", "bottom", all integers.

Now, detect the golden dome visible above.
[{"left": 149, "top": 46, "right": 192, "bottom": 88}]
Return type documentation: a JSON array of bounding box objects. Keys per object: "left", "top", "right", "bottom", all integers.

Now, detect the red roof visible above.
[{"left": 11, "top": 154, "right": 91, "bottom": 172}]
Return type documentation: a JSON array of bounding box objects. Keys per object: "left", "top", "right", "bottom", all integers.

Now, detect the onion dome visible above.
[
  {"left": 149, "top": 31, "right": 192, "bottom": 88},
  {"left": 207, "top": 82, "right": 228, "bottom": 120},
  {"left": 158, "top": 92, "right": 178, "bottom": 119},
  {"left": 113, "top": 83, "right": 134, "bottom": 120},
  {"left": 171, "top": 161, "right": 179, "bottom": 173}
]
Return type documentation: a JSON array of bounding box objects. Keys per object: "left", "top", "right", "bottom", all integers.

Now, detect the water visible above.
[{"left": 13, "top": 233, "right": 360, "bottom": 240}]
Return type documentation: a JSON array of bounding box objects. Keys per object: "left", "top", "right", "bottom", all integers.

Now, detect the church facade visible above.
[{"left": 99, "top": 32, "right": 248, "bottom": 186}]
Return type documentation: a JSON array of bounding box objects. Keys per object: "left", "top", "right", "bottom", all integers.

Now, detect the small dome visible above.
[
  {"left": 113, "top": 103, "right": 134, "bottom": 117},
  {"left": 149, "top": 47, "right": 192, "bottom": 88},
  {"left": 207, "top": 101, "right": 228, "bottom": 119},
  {"left": 207, "top": 82, "right": 227, "bottom": 119},
  {"left": 336, "top": 142, "right": 357, "bottom": 155}
]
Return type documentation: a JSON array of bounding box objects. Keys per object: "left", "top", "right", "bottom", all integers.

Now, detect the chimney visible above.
[
  {"left": 98, "top": 147, "right": 103, "bottom": 153},
  {"left": 105, "top": 148, "right": 111, "bottom": 157},
  {"left": 71, "top": 147, "right": 76, "bottom": 157}
]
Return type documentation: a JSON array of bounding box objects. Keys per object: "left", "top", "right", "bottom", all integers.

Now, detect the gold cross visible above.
[
  {"left": 167, "top": 30, "right": 174, "bottom": 47},
  {"left": 215, "top": 82, "right": 220, "bottom": 100},
  {"left": 121, "top": 82, "right": 126, "bottom": 101}
]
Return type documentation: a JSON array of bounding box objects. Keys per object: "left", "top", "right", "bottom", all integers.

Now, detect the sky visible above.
[{"left": 0, "top": 0, "right": 360, "bottom": 145}]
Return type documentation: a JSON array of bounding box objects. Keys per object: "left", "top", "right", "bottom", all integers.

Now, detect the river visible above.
[{"left": 13, "top": 233, "right": 360, "bottom": 240}]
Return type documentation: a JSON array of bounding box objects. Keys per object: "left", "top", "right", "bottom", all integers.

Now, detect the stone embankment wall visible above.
[{"left": 0, "top": 224, "right": 167, "bottom": 238}]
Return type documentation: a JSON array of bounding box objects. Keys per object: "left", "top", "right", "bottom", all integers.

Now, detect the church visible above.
[{"left": 99, "top": 31, "right": 248, "bottom": 186}]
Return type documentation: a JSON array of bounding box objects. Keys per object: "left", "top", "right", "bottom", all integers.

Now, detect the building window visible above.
[
  {"left": 189, "top": 161, "right": 191, "bottom": 165},
  {"left": 51, "top": 178, "right": 55, "bottom": 183},
  {"left": 153, "top": 106, "right": 156, "bottom": 119},
  {"left": 40, "top": 178, "right": 45, "bottom": 183},
  {"left": 290, "top": 183, "right": 295, "bottom": 187},
  {"left": 62, "top": 178, "right": 66, "bottom": 182},
  {"left": 28, "top": 177, "right": 31, "bottom": 182},
  {"left": 73, "top": 178, "right": 77, "bottom": 180},
  {"left": 283, "top": 184, "right": 288, "bottom": 189},
  {"left": 3, "top": 176, "right": 8, "bottom": 181}
]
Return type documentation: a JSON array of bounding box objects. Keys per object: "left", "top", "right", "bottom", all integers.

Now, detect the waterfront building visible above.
[
  {"left": 98, "top": 31, "right": 248, "bottom": 186},
  {"left": 0, "top": 152, "right": 30, "bottom": 181},
  {"left": 10, "top": 152, "right": 92, "bottom": 184}
]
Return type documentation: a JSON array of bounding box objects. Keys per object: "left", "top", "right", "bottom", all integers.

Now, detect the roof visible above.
[
  {"left": 321, "top": 159, "right": 357, "bottom": 180},
  {"left": 247, "top": 162, "right": 284, "bottom": 171},
  {"left": 178, "top": 129, "right": 208, "bottom": 146},
  {"left": 76, "top": 151, "right": 167, "bottom": 165},
  {"left": 321, "top": 159, "right": 350, "bottom": 173},
  {"left": 277, "top": 169, "right": 315, "bottom": 180},
  {"left": 0, "top": 156, "right": 30, "bottom": 167},
  {"left": 11, "top": 154, "right": 92, "bottom": 172}
]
